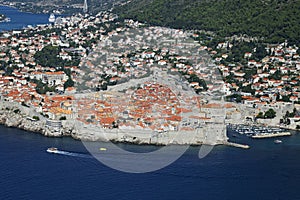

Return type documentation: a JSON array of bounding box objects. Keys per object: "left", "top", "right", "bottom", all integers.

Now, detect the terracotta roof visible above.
[{"left": 100, "top": 117, "right": 115, "bottom": 125}]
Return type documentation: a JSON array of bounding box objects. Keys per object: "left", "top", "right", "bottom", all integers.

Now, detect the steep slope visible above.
[{"left": 115, "top": 0, "right": 300, "bottom": 44}]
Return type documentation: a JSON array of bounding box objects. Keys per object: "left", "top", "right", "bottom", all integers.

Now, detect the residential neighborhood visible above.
[{"left": 0, "top": 10, "right": 299, "bottom": 135}]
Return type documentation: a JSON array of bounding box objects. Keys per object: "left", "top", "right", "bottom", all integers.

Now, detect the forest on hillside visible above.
[
  {"left": 3, "top": 0, "right": 299, "bottom": 44},
  {"left": 115, "top": 0, "right": 300, "bottom": 45}
]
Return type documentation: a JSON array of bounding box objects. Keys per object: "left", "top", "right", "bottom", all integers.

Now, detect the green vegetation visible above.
[
  {"left": 33, "top": 45, "right": 76, "bottom": 91},
  {"left": 178, "top": 72, "right": 208, "bottom": 93},
  {"left": 256, "top": 109, "right": 276, "bottom": 119},
  {"left": 256, "top": 112, "right": 264, "bottom": 119},
  {"left": 116, "top": 0, "right": 300, "bottom": 45},
  {"left": 281, "top": 95, "right": 291, "bottom": 102},
  {"left": 64, "top": 78, "right": 74, "bottom": 89},
  {"left": 280, "top": 109, "right": 298, "bottom": 125},
  {"left": 34, "top": 45, "right": 63, "bottom": 68},
  {"left": 264, "top": 109, "right": 276, "bottom": 119},
  {"left": 32, "top": 79, "right": 56, "bottom": 94},
  {"left": 284, "top": 108, "right": 298, "bottom": 119},
  {"left": 270, "top": 70, "right": 283, "bottom": 80},
  {"left": 21, "top": 102, "right": 29, "bottom": 107},
  {"left": 13, "top": 109, "right": 20, "bottom": 114},
  {"left": 32, "top": 116, "right": 40, "bottom": 121},
  {"left": 59, "top": 116, "right": 66, "bottom": 120},
  {"left": 241, "top": 85, "right": 255, "bottom": 95},
  {"left": 34, "top": 45, "right": 80, "bottom": 69},
  {"left": 187, "top": 73, "right": 208, "bottom": 92},
  {"left": 285, "top": 110, "right": 296, "bottom": 118}
]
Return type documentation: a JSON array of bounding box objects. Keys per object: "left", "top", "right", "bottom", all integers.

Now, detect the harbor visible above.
[{"left": 228, "top": 124, "right": 291, "bottom": 139}]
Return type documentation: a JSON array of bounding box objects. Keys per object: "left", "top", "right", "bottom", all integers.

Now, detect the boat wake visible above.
[{"left": 49, "top": 150, "right": 93, "bottom": 159}]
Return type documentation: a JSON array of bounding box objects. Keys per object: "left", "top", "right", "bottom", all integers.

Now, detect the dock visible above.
[
  {"left": 251, "top": 132, "right": 291, "bottom": 139},
  {"left": 224, "top": 142, "right": 250, "bottom": 149}
]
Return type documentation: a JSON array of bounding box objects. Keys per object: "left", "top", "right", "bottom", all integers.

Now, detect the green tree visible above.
[
  {"left": 256, "top": 112, "right": 264, "bottom": 119},
  {"left": 34, "top": 45, "right": 63, "bottom": 68},
  {"left": 116, "top": 0, "right": 300, "bottom": 46},
  {"left": 253, "top": 44, "right": 267, "bottom": 60},
  {"left": 59, "top": 116, "right": 67, "bottom": 120},
  {"left": 264, "top": 109, "right": 276, "bottom": 119},
  {"left": 33, "top": 116, "right": 40, "bottom": 121},
  {"left": 64, "top": 78, "right": 74, "bottom": 89}
]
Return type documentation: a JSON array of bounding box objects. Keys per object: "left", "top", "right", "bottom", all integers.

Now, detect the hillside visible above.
[{"left": 115, "top": 0, "right": 300, "bottom": 45}]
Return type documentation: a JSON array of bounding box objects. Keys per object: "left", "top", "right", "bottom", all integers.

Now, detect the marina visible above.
[{"left": 228, "top": 124, "right": 291, "bottom": 138}]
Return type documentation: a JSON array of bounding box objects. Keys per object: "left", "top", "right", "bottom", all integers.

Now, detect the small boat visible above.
[
  {"left": 274, "top": 139, "right": 282, "bottom": 144},
  {"left": 4, "top": 18, "right": 11, "bottom": 22},
  {"left": 99, "top": 147, "right": 107, "bottom": 151},
  {"left": 47, "top": 147, "right": 58, "bottom": 153},
  {"left": 49, "top": 13, "right": 55, "bottom": 23}
]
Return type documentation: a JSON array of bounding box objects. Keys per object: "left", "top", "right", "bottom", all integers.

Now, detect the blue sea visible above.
[
  {"left": 1, "top": 5, "right": 300, "bottom": 200},
  {"left": 0, "top": 5, "right": 49, "bottom": 31},
  {"left": 1, "top": 125, "right": 300, "bottom": 200}
]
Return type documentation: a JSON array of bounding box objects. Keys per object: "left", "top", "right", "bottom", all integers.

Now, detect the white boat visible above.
[
  {"left": 99, "top": 147, "right": 107, "bottom": 151},
  {"left": 49, "top": 13, "right": 55, "bottom": 23},
  {"left": 47, "top": 147, "right": 59, "bottom": 153},
  {"left": 274, "top": 139, "right": 282, "bottom": 144}
]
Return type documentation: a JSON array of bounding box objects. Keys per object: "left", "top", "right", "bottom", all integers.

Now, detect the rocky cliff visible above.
[{"left": 0, "top": 101, "right": 228, "bottom": 146}]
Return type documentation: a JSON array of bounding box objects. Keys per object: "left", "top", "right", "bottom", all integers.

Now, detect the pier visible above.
[
  {"left": 252, "top": 132, "right": 291, "bottom": 139},
  {"left": 224, "top": 142, "right": 250, "bottom": 149}
]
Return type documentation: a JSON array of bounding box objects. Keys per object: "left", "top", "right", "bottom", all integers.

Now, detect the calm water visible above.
[
  {"left": 1, "top": 5, "right": 300, "bottom": 200},
  {"left": 1, "top": 125, "right": 300, "bottom": 200},
  {"left": 0, "top": 5, "right": 49, "bottom": 31}
]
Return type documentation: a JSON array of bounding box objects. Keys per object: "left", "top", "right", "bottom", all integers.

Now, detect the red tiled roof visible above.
[{"left": 100, "top": 117, "right": 115, "bottom": 125}]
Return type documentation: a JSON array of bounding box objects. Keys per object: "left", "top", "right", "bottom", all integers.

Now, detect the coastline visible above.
[
  {"left": 0, "top": 6, "right": 232, "bottom": 148},
  {"left": 0, "top": 101, "right": 228, "bottom": 146},
  {"left": 0, "top": 4, "right": 17, "bottom": 9},
  {"left": 0, "top": 6, "right": 296, "bottom": 149},
  {"left": 0, "top": 4, "right": 51, "bottom": 16},
  {"left": 0, "top": 117, "right": 251, "bottom": 149},
  {"left": 1, "top": 100, "right": 259, "bottom": 152},
  {"left": 0, "top": 100, "right": 254, "bottom": 149},
  {"left": 0, "top": 4, "right": 52, "bottom": 32}
]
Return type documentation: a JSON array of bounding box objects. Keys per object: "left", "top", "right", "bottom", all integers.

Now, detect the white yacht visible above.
[{"left": 49, "top": 13, "right": 55, "bottom": 23}]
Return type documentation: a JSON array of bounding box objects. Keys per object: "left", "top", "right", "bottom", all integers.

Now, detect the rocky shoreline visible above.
[
  {"left": 0, "top": 103, "right": 60, "bottom": 137},
  {"left": 0, "top": 101, "right": 230, "bottom": 146},
  {"left": 2, "top": 101, "right": 298, "bottom": 149}
]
